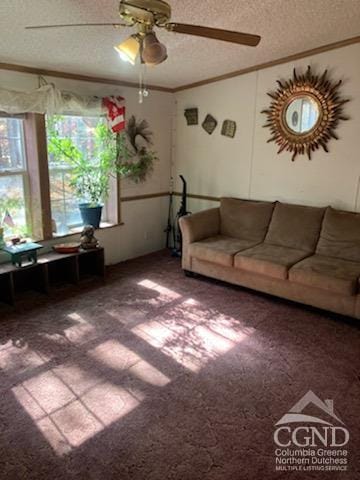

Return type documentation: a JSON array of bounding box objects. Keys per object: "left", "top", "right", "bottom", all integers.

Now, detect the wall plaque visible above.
[{"left": 202, "top": 114, "right": 217, "bottom": 135}]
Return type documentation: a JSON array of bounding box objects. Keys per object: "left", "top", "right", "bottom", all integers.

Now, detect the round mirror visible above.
[
  {"left": 285, "top": 96, "right": 320, "bottom": 134},
  {"left": 262, "top": 66, "right": 348, "bottom": 160}
]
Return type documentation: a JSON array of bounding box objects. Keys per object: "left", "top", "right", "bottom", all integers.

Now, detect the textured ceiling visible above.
[{"left": 0, "top": 0, "right": 360, "bottom": 89}]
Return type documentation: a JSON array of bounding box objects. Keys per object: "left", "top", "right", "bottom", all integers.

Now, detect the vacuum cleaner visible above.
[{"left": 164, "top": 175, "right": 190, "bottom": 257}]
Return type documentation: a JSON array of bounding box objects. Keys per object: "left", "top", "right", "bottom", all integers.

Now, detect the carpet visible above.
[{"left": 0, "top": 250, "right": 359, "bottom": 480}]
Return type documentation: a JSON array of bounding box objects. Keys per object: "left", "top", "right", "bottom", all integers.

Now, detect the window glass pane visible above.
[
  {"left": 47, "top": 116, "right": 102, "bottom": 168},
  {"left": 49, "top": 169, "right": 82, "bottom": 235},
  {"left": 0, "top": 117, "right": 25, "bottom": 171},
  {"left": 0, "top": 117, "right": 29, "bottom": 240},
  {"left": 0, "top": 175, "right": 27, "bottom": 237},
  {"left": 46, "top": 115, "right": 106, "bottom": 236}
]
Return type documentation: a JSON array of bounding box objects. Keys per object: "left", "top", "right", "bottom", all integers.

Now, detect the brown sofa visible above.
[{"left": 179, "top": 198, "right": 360, "bottom": 319}]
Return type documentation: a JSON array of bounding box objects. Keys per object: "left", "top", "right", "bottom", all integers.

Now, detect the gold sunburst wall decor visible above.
[{"left": 261, "top": 66, "right": 349, "bottom": 161}]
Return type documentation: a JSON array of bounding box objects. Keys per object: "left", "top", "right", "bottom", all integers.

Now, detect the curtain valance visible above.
[
  {"left": 0, "top": 83, "right": 126, "bottom": 119},
  {"left": 0, "top": 83, "right": 126, "bottom": 132}
]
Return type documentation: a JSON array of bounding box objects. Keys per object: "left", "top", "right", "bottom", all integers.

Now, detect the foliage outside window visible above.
[{"left": 0, "top": 116, "right": 30, "bottom": 239}]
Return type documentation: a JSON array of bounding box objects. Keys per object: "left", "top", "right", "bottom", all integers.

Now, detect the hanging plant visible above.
[{"left": 116, "top": 116, "right": 158, "bottom": 183}]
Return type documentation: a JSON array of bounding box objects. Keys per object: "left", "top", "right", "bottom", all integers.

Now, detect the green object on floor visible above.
[{"left": 2, "top": 242, "right": 43, "bottom": 268}]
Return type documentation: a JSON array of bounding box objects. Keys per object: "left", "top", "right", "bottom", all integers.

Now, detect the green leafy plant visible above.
[{"left": 47, "top": 115, "right": 157, "bottom": 206}]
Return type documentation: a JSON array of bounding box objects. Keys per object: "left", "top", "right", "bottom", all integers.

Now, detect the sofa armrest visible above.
[
  {"left": 179, "top": 208, "right": 220, "bottom": 243},
  {"left": 179, "top": 208, "right": 220, "bottom": 270}
]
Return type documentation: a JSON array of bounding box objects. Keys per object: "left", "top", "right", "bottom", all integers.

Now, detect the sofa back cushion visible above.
[
  {"left": 316, "top": 207, "right": 360, "bottom": 262},
  {"left": 220, "top": 198, "right": 274, "bottom": 242},
  {"left": 265, "top": 202, "right": 325, "bottom": 252}
]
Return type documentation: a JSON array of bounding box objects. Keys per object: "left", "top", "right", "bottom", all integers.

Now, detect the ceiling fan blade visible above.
[
  {"left": 165, "top": 23, "right": 261, "bottom": 47},
  {"left": 25, "top": 23, "right": 129, "bottom": 30}
]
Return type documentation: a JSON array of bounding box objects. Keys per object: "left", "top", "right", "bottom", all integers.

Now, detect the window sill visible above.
[
  {"left": 0, "top": 223, "right": 124, "bottom": 264},
  {"left": 49, "top": 222, "right": 124, "bottom": 241}
]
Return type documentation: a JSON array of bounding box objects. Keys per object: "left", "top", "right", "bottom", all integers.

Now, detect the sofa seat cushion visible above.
[
  {"left": 289, "top": 255, "right": 360, "bottom": 296},
  {"left": 234, "top": 244, "right": 309, "bottom": 279},
  {"left": 189, "top": 235, "right": 258, "bottom": 267}
]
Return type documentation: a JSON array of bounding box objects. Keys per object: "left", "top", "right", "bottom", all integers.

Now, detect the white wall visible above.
[
  {"left": 174, "top": 43, "right": 360, "bottom": 214},
  {"left": 0, "top": 70, "right": 174, "bottom": 265}
]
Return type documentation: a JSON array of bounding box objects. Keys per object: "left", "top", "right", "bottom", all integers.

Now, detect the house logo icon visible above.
[
  {"left": 276, "top": 390, "right": 344, "bottom": 427},
  {"left": 273, "top": 390, "right": 350, "bottom": 449}
]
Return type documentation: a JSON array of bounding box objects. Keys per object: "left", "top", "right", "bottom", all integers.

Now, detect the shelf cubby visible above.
[{"left": 0, "top": 247, "right": 105, "bottom": 307}]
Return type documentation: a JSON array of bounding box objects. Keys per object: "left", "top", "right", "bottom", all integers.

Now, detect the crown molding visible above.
[
  {"left": 173, "top": 35, "right": 360, "bottom": 92},
  {"left": 0, "top": 62, "right": 173, "bottom": 92}
]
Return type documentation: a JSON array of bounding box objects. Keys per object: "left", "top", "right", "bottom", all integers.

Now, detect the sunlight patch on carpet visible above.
[
  {"left": 12, "top": 367, "right": 143, "bottom": 455},
  {"left": 128, "top": 359, "right": 171, "bottom": 386},
  {"left": 0, "top": 344, "right": 49, "bottom": 376},
  {"left": 131, "top": 297, "right": 254, "bottom": 372},
  {"left": 137, "top": 279, "right": 182, "bottom": 306},
  {"left": 65, "top": 311, "right": 97, "bottom": 344},
  {"left": 88, "top": 339, "right": 142, "bottom": 371}
]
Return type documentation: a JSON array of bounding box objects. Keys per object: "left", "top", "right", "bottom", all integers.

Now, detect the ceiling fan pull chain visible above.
[
  {"left": 143, "top": 64, "right": 149, "bottom": 99},
  {"left": 138, "top": 63, "right": 149, "bottom": 104},
  {"left": 138, "top": 62, "right": 144, "bottom": 104}
]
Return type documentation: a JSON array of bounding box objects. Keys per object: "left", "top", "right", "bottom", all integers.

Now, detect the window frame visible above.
[{"left": 0, "top": 114, "right": 32, "bottom": 239}]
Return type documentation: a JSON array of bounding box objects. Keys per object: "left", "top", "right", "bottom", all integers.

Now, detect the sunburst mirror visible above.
[{"left": 262, "top": 66, "right": 349, "bottom": 161}]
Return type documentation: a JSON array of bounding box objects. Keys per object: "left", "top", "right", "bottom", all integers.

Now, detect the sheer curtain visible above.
[{"left": 0, "top": 83, "right": 104, "bottom": 116}]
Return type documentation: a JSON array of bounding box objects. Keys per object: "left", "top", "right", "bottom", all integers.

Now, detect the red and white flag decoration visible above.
[
  {"left": 102, "top": 96, "right": 126, "bottom": 133},
  {"left": 3, "top": 210, "right": 15, "bottom": 228}
]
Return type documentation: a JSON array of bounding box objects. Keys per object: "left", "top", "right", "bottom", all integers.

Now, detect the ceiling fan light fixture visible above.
[
  {"left": 114, "top": 34, "right": 140, "bottom": 65},
  {"left": 141, "top": 32, "right": 167, "bottom": 66}
]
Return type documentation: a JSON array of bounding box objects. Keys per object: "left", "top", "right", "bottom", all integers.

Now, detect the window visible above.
[
  {"left": 46, "top": 115, "right": 108, "bottom": 236},
  {"left": 0, "top": 116, "right": 30, "bottom": 238},
  {"left": 0, "top": 112, "right": 120, "bottom": 244}
]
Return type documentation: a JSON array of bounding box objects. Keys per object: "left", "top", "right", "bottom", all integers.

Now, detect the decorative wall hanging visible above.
[
  {"left": 261, "top": 66, "right": 349, "bottom": 161},
  {"left": 202, "top": 114, "right": 217, "bottom": 135},
  {"left": 102, "top": 96, "right": 126, "bottom": 133},
  {"left": 221, "top": 120, "right": 237, "bottom": 138},
  {"left": 184, "top": 108, "right": 198, "bottom": 125},
  {"left": 117, "top": 116, "right": 158, "bottom": 183}
]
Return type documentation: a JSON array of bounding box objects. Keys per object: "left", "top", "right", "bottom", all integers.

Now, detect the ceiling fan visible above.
[{"left": 26, "top": 0, "right": 261, "bottom": 66}]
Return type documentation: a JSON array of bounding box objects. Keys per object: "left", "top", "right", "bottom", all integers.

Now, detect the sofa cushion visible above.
[
  {"left": 316, "top": 207, "right": 360, "bottom": 262},
  {"left": 289, "top": 254, "right": 360, "bottom": 296},
  {"left": 189, "top": 235, "right": 258, "bottom": 267},
  {"left": 234, "top": 244, "right": 309, "bottom": 279},
  {"left": 220, "top": 198, "right": 274, "bottom": 242},
  {"left": 265, "top": 202, "right": 325, "bottom": 252}
]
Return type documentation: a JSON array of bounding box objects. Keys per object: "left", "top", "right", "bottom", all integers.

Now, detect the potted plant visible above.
[{"left": 47, "top": 115, "right": 157, "bottom": 229}]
